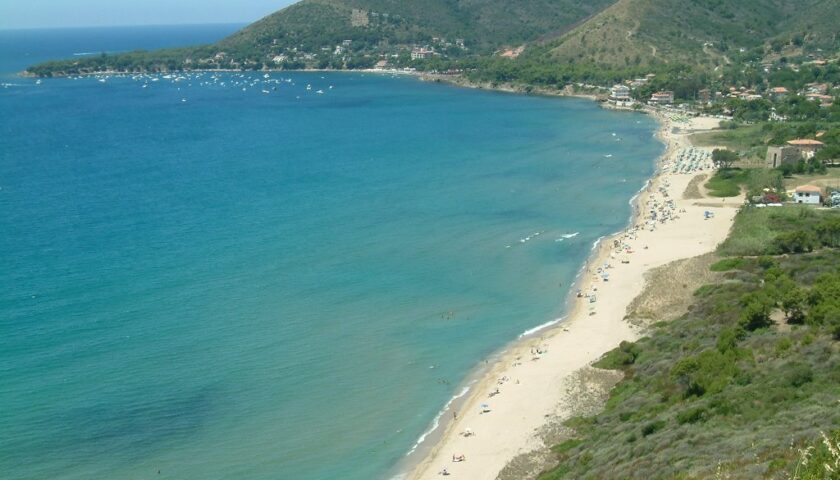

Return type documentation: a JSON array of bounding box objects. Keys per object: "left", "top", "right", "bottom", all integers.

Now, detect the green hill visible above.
[
  {"left": 26, "top": 0, "right": 614, "bottom": 76},
  {"left": 24, "top": 0, "right": 840, "bottom": 79},
  {"left": 218, "top": 0, "right": 614, "bottom": 54},
  {"left": 546, "top": 0, "right": 840, "bottom": 69}
]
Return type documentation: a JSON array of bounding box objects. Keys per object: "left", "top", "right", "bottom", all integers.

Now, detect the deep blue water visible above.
[{"left": 0, "top": 25, "right": 662, "bottom": 480}]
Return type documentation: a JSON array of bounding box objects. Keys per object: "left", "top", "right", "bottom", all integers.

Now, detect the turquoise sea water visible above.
[{"left": 0, "top": 26, "right": 662, "bottom": 480}]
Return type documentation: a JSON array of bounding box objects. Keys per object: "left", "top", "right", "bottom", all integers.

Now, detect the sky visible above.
[{"left": 0, "top": 0, "right": 298, "bottom": 29}]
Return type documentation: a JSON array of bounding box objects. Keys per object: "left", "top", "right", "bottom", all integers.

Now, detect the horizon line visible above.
[{"left": 0, "top": 21, "right": 250, "bottom": 32}]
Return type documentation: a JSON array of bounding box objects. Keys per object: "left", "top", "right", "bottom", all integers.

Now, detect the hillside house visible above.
[
  {"left": 768, "top": 87, "right": 789, "bottom": 99},
  {"left": 786, "top": 139, "right": 825, "bottom": 159},
  {"left": 411, "top": 48, "right": 433, "bottom": 60},
  {"left": 793, "top": 185, "right": 822, "bottom": 205},
  {"left": 649, "top": 91, "right": 674, "bottom": 105}
]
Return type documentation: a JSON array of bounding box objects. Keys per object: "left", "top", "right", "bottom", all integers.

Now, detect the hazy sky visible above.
[{"left": 0, "top": 0, "right": 298, "bottom": 29}]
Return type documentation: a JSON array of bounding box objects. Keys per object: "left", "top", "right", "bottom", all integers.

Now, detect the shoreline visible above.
[
  {"left": 402, "top": 109, "right": 736, "bottom": 480},
  {"left": 24, "top": 67, "right": 724, "bottom": 478},
  {"left": 390, "top": 107, "right": 660, "bottom": 477},
  {"left": 390, "top": 109, "right": 661, "bottom": 478}
]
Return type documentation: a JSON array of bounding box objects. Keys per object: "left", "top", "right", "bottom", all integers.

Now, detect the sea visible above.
[{"left": 0, "top": 24, "right": 663, "bottom": 480}]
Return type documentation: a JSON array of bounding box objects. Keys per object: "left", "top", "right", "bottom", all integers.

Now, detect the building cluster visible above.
[
  {"left": 607, "top": 73, "right": 657, "bottom": 106},
  {"left": 711, "top": 82, "right": 835, "bottom": 108}
]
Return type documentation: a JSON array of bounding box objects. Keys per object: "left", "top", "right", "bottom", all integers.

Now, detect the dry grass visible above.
[
  {"left": 782, "top": 169, "right": 840, "bottom": 191},
  {"left": 683, "top": 173, "right": 709, "bottom": 200},
  {"left": 625, "top": 252, "right": 721, "bottom": 327}
]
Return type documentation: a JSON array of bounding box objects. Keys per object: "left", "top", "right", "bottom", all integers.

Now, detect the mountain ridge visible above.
[{"left": 25, "top": 0, "right": 840, "bottom": 79}]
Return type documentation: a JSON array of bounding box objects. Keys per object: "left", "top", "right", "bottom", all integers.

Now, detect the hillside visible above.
[
  {"left": 26, "top": 0, "right": 614, "bottom": 76},
  {"left": 25, "top": 0, "right": 840, "bottom": 80},
  {"left": 540, "top": 206, "right": 840, "bottom": 478},
  {"left": 546, "top": 0, "right": 840, "bottom": 69},
  {"left": 218, "top": 0, "right": 614, "bottom": 54}
]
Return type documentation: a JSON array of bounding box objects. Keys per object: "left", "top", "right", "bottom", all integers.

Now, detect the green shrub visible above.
[
  {"left": 595, "top": 341, "right": 641, "bottom": 369},
  {"left": 740, "top": 300, "right": 772, "bottom": 331},
  {"left": 710, "top": 258, "right": 745, "bottom": 271},
  {"left": 716, "top": 327, "right": 745, "bottom": 353},
  {"left": 775, "top": 338, "right": 793, "bottom": 356},
  {"left": 676, "top": 407, "right": 707, "bottom": 425},
  {"left": 552, "top": 438, "right": 583, "bottom": 454},
  {"left": 641, "top": 420, "right": 666, "bottom": 437},
  {"left": 775, "top": 230, "right": 818, "bottom": 254},
  {"left": 786, "top": 363, "right": 814, "bottom": 387}
]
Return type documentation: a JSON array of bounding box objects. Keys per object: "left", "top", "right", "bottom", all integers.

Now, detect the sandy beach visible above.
[{"left": 406, "top": 113, "right": 739, "bottom": 480}]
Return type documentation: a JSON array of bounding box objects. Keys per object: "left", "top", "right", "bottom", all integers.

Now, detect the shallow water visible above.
[{"left": 0, "top": 25, "right": 662, "bottom": 479}]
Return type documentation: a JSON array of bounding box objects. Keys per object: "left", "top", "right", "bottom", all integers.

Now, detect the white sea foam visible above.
[
  {"left": 72, "top": 52, "right": 96, "bottom": 56},
  {"left": 518, "top": 317, "right": 562, "bottom": 338},
  {"left": 405, "top": 384, "right": 473, "bottom": 456}
]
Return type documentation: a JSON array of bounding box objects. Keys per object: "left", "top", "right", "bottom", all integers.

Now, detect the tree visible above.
[
  {"left": 775, "top": 230, "right": 818, "bottom": 254},
  {"left": 781, "top": 287, "right": 807, "bottom": 324},
  {"left": 712, "top": 148, "right": 739, "bottom": 169},
  {"left": 740, "top": 300, "right": 772, "bottom": 331},
  {"left": 815, "top": 217, "right": 840, "bottom": 248}
]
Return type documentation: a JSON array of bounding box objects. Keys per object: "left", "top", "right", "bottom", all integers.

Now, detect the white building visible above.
[
  {"left": 793, "top": 185, "right": 822, "bottom": 205},
  {"left": 650, "top": 91, "right": 674, "bottom": 105},
  {"left": 610, "top": 84, "right": 631, "bottom": 103},
  {"left": 411, "top": 48, "right": 433, "bottom": 60}
]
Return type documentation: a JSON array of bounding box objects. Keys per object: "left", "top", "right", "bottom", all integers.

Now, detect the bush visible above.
[
  {"left": 710, "top": 258, "right": 745, "bottom": 271},
  {"left": 641, "top": 420, "right": 666, "bottom": 437},
  {"left": 676, "top": 407, "right": 707, "bottom": 425},
  {"left": 596, "top": 341, "right": 641, "bottom": 369},
  {"left": 740, "top": 300, "right": 772, "bottom": 331},
  {"left": 786, "top": 363, "right": 813, "bottom": 387},
  {"left": 781, "top": 286, "right": 806, "bottom": 324},
  {"left": 717, "top": 327, "right": 745, "bottom": 352},
  {"left": 775, "top": 230, "right": 818, "bottom": 254}
]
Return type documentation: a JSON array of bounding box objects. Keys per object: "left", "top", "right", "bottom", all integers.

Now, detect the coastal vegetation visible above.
[
  {"left": 539, "top": 206, "right": 840, "bottom": 479},
  {"left": 703, "top": 167, "right": 784, "bottom": 199}
]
